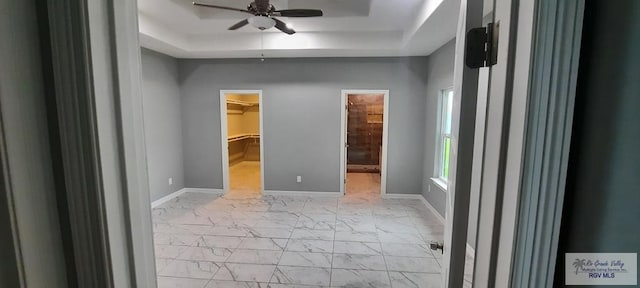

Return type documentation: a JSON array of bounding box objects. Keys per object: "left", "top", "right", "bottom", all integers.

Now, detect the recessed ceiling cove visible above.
[{"left": 138, "top": 0, "right": 462, "bottom": 58}]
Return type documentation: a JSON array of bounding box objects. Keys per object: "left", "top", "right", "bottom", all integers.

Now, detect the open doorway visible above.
[
  {"left": 340, "top": 90, "right": 389, "bottom": 197},
  {"left": 220, "top": 90, "right": 264, "bottom": 197}
]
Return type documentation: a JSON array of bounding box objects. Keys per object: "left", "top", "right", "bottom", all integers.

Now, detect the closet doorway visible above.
[
  {"left": 340, "top": 90, "right": 389, "bottom": 197},
  {"left": 220, "top": 90, "right": 264, "bottom": 196}
]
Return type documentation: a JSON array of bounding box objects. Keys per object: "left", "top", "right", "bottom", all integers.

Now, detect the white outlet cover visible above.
[
  {"left": 296, "top": 176, "right": 302, "bottom": 183},
  {"left": 169, "top": 177, "right": 173, "bottom": 185}
]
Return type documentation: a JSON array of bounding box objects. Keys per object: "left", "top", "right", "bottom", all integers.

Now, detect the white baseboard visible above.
[
  {"left": 151, "top": 188, "right": 224, "bottom": 208},
  {"left": 381, "top": 193, "right": 424, "bottom": 199},
  {"left": 263, "top": 190, "right": 342, "bottom": 197},
  {"left": 151, "top": 188, "right": 187, "bottom": 208},
  {"left": 184, "top": 188, "right": 224, "bottom": 194},
  {"left": 420, "top": 196, "right": 446, "bottom": 224}
]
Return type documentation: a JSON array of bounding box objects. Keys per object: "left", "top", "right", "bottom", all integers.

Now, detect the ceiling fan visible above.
[{"left": 192, "top": 0, "right": 323, "bottom": 35}]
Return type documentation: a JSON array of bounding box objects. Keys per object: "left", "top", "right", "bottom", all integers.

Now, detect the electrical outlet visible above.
[
  {"left": 296, "top": 176, "right": 302, "bottom": 183},
  {"left": 428, "top": 182, "right": 431, "bottom": 192},
  {"left": 168, "top": 177, "right": 173, "bottom": 185}
]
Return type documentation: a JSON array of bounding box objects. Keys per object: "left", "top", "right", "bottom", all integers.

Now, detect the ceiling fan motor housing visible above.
[
  {"left": 248, "top": 16, "right": 276, "bottom": 30},
  {"left": 192, "top": 1, "right": 322, "bottom": 34}
]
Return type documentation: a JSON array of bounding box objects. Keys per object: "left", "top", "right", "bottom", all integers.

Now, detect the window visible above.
[{"left": 436, "top": 88, "right": 454, "bottom": 182}]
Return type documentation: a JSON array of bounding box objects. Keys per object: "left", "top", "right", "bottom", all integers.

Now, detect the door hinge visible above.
[{"left": 465, "top": 22, "right": 499, "bottom": 68}]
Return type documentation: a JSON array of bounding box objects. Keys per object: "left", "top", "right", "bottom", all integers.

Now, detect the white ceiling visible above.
[{"left": 138, "top": 0, "right": 461, "bottom": 58}]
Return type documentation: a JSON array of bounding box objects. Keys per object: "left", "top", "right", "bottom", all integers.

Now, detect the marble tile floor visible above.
[{"left": 153, "top": 190, "right": 447, "bottom": 288}]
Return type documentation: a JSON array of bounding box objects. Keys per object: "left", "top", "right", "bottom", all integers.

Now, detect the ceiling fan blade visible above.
[
  {"left": 273, "top": 18, "right": 295, "bottom": 35},
  {"left": 274, "top": 9, "right": 323, "bottom": 17},
  {"left": 192, "top": 2, "right": 252, "bottom": 14},
  {"left": 228, "top": 19, "right": 249, "bottom": 30}
]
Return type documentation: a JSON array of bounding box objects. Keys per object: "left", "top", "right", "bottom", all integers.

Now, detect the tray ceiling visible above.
[{"left": 138, "top": 0, "right": 461, "bottom": 58}]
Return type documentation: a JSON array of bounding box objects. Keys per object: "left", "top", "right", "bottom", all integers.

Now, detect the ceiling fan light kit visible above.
[
  {"left": 248, "top": 16, "right": 276, "bottom": 30},
  {"left": 192, "top": 0, "right": 323, "bottom": 35}
]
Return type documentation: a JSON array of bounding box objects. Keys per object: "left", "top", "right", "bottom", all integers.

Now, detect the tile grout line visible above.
[
  {"left": 201, "top": 275, "right": 214, "bottom": 288},
  {"left": 378, "top": 224, "right": 393, "bottom": 287},
  {"left": 267, "top": 198, "right": 305, "bottom": 285}
]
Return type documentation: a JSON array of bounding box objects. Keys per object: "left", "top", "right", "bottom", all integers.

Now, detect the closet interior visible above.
[{"left": 225, "top": 93, "right": 261, "bottom": 193}]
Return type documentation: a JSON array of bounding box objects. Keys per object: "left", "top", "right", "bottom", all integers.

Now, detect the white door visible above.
[{"left": 442, "top": 0, "right": 524, "bottom": 286}]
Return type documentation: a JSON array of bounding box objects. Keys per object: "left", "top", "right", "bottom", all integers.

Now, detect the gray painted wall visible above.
[
  {"left": 180, "top": 57, "right": 429, "bottom": 193},
  {"left": 141, "top": 49, "right": 185, "bottom": 202},
  {"left": 0, "top": 0, "right": 68, "bottom": 286},
  {"left": 556, "top": 0, "right": 640, "bottom": 283},
  {"left": 421, "top": 39, "right": 456, "bottom": 215}
]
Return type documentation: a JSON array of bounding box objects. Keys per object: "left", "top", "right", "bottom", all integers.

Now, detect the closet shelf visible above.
[
  {"left": 228, "top": 133, "right": 260, "bottom": 142},
  {"left": 227, "top": 99, "right": 259, "bottom": 107}
]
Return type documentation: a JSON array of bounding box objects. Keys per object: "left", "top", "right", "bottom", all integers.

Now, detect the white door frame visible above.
[
  {"left": 441, "top": 0, "right": 483, "bottom": 285},
  {"left": 443, "top": 0, "right": 541, "bottom": 286},
  {"left": 219, "top": 90, "right": 265, "bottom": 194},
  {"left": 339, "top": 89, "right": 390, "bottom": 196}
]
